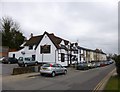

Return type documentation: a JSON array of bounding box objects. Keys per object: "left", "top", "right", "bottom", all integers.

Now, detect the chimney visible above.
[
  {"left": 75, "top": 42, "right": 78, "bottom": 46},
  {"left": 30, "top": 33, "right": 33, "bottom": 38}
]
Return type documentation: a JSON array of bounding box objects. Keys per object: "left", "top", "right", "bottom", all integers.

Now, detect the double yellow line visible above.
[{"left": 92, "top": 68, "right": 116, "bottom": 92}]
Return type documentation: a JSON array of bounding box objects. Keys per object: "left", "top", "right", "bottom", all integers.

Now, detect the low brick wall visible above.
[{"left": 12, "top": 66, "right": 39, "bottom": 75}]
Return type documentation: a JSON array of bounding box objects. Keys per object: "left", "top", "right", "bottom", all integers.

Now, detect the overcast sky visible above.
[{"left": 1, "top": 0, "right": 118, "bottom": 54}]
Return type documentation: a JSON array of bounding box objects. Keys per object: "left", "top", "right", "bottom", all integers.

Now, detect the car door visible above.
[
  {"left": 57, "top": 64, "right": 64, "bottom": 73},
  {"left": 55, "top": 64, "right": 60, "bottom": 74}
]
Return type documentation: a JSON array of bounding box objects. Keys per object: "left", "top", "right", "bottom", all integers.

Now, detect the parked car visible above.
[
  {"left": 96, "top": 62, "right": 101, "bottom": 67},
  {"left": 18, "top": 57, "right": 38, "bottom": 67},
  {"left": 0, "top": 57, "right": 5, "bottom": 62},
  {"left": 105, "top": 61, "right": 111, "bottom": 65},
  {"left": 91, "top": 62, "right": 98, "bottom": 68},
  {"left": 87, "top": 62, "right": 94, "bottom": 69},
  {"left": 76, "top": 62, "right": 89, "bottom": 70},
  {"left": 2, "top": 57, "right": 18, "bottom": 64},
  {"left": 100, "top": 61, "right": 106, "bottom": 67},
  {"left": 109, "top": 60, "right": 114, "bottom": 64},
  {"left": 40, "top": 63, "right": 67, "bottom": 77}
]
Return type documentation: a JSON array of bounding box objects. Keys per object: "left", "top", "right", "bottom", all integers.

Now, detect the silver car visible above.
[
  {"left": 40, "top": 63, "right": 67, "bottom": 77},
  {"left": 18, "top": 57, "right": 38, "bottom": 67}
]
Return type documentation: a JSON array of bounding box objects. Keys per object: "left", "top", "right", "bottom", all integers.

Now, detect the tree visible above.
[
  {"left": 0, "top": 16, "right": 25, "bottom": 50},
  {"left": 113, "top": 54, "right": 120, "bottom": 76}
]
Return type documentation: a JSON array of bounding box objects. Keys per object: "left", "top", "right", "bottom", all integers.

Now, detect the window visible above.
[
  {"left": 25, "top": 58, "right": 31, "bottom": 61},
  {"left": 13, "top": 54, "right": 15, "bottom": 58},
  {"left": 32, "top": 55, "right": 35, "bottom": 61},
  {"left": 29, "top": 46, "right": 33, "bottom": 50},
  {"left": 61, "top": 53, "right": 65, "bottom": 62},
  {"left": 57, "top": 64, "right": 63, "bottom": 68},
  {"left": 40, "top": 45, "right": 51, "bottom": 54},
  {"left": 74, "top": 50, "right": 78, "bottom": 54}
]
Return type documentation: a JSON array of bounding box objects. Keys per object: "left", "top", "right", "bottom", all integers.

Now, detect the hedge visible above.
[{"left": 114, "top": 55, "right": 120, "bottom": 76}]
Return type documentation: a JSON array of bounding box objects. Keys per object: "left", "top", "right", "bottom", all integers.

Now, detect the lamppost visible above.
[
  {"left": 55, "top": 49, "right": 58, "bottom": 64},
  {"left": 42, "top": 53, "right": 43, "bottom": 65}
]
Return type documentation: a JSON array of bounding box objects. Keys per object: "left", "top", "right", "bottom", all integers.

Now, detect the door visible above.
[
  {"left": 13, "top": 54, "right": 15, "bottom": 58},
  {"left": 57, "top": 64, "right": 64, "bottom": 73},
  {"left": 61, "top": 53, "right": 65, "bottom": 62},
  {"left": 32, "top": 55, "right": 36, "bottom": 64},
  {"left": 32, "top": 55, "right": 35, "bottom": 61}
]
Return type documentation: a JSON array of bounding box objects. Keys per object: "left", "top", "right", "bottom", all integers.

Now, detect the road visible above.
[
  {"left": 2, "top": 63, "right": 18, "bottom": 76},
  {"left": 2, "top": 63, "right": 115, "bottom": 91}
]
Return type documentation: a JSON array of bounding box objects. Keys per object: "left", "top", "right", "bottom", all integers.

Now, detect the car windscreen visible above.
[
  {"left": 42, "top": 64, "right": 50, "bottom": 67},
  {"left": 18, "top": 57, "right": 23, "bottom": 61}
]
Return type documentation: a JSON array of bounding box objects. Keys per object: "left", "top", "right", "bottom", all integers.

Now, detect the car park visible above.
[
  {"left": 2, "top": 57, "right": 18, "bottom": 64},
  {"left": 76, "top": 62, "right": 89, "bottom": 70},
  {"left": 40, "top": 63, "right": 67, "bottom": 77},
  {"left": 18, "top": 57, "right": 38, "bottom": 67}
]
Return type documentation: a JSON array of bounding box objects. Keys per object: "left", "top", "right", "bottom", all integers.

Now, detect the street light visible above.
[{"left": 55, "top": 49, "right": 58, "bottom": 64}]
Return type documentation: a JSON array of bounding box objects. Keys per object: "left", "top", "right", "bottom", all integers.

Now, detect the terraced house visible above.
[{"left": 9, "top": 31, "right": 107, "bottom": 66}]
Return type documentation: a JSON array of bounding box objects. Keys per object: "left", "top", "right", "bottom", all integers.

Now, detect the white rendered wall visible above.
[
  {"left": 9, "top": 46, "right": 36, "bottom": 59},
  {"left": 36, "top": 34, "right": 68, "bottom": 66}
]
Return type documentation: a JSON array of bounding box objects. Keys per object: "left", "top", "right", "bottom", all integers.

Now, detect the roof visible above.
[
  {"left": 24, "top": 31, "right": 70, "bottom": 50},
  {"left": 78, "top": 46, "right": 106, "bottom": 54},
  {"left": 24, "top": 35, "right": 43, "bottom": 46}
]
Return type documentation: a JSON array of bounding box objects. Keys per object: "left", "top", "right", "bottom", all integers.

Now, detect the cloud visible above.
[{"left": 1, "top": 1, "right": 118, "bottom": 54}]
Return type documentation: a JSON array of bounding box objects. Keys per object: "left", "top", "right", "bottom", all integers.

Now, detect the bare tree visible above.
[{"left": 0, "top": 16, "right": 25, "bottom": 49}]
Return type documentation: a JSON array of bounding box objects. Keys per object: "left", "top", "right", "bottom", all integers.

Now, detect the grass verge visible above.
[{"left": 104, "top": 75, "right": 120, "bottom": 91}]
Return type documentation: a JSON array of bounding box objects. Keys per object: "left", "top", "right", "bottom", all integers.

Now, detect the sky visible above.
[{"left": 0, "top": 0, "right": 119, "bottom": 54}]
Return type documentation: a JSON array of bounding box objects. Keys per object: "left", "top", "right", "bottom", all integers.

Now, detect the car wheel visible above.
[
  {"left": 51, "top": 72, "right": 55, "bottom": 77},
  {"left": 8, "top": 62, "right": 11, "bottom": 64},
  {"left": 35, "top": 62, "right": 38, "bottom": 65},
  {"left": 18, "top": 64, "right": 22, "bottom": 67},
  {"left": 24, "top": 64, "right": 27, "bottom": 67},
  {"left": 41, "top": 73, "right": 44, "bottom": 76},
  {"left": 64, "top": 70, "right": 67, "bottom": 74}
]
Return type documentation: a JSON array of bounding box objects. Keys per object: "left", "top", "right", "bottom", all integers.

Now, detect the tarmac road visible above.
[
  {"left": 2, "top": 63, "right": 18, "bottom": 76},
  {"left": 2, "top": 63, "right": 115, "bottom": 91}
]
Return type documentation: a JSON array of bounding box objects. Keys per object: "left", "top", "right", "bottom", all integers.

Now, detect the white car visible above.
[{"left": 0, "top": 57, "right": 5, "bottom": 62}]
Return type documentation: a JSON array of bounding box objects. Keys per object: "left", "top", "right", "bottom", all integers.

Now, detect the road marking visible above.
[{"left": 92, "top": 68, "right": 116, "bottom": 92}]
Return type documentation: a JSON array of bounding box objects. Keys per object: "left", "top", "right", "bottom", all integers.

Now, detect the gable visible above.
[
  {"left": 38, "top": 34, "right": 57, "bottom": 50},
  {"left": 24, "top": 31, "right": 70, "bottom": 50},
  {"left": 60, "top": 40, "right": 65, "bottom": 45}
]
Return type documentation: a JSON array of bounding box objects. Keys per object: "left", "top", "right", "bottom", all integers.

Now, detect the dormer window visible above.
[{"left": 29, "top": 45, "right": 33, "bottom": 50}]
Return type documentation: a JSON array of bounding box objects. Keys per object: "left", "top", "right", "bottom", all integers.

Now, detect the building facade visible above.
[{"left": 9, "top": 31, "right": 107, "bottom": 66}]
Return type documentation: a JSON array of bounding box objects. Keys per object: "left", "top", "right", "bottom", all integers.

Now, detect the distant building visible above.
[{"left": 0, "top": 46, "right": 9, "bottom": 58}]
